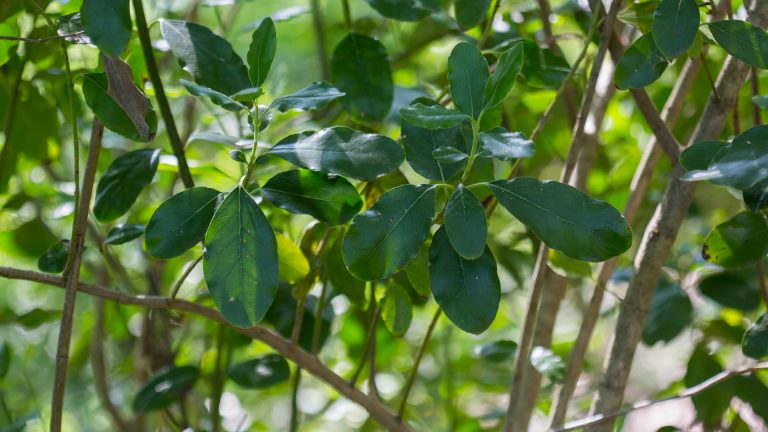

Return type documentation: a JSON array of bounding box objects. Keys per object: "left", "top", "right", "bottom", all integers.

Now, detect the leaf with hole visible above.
[{"left": 94, "top": 148, "right": 161, "bottom": 223}]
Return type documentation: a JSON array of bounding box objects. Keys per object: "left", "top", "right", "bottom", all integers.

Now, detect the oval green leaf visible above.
[
  {"left": 398, "top": 103, "right": 467, "bottom": 129},
  {"left": 477, "top": 127, "right": 534, "bottom": 161},
  {"left": 652, "top": 0, "right": 699, "bottom": 59},
  {"left": 445, "top": 185, "right": 487, "bottom": 260},
  {"left": 742, "top": 313, "right": 768, "bottom": 359},
  {"left": 642, "top": 277, "right": 693, "bottom": 345},
  {"left": 363, "top": 0, "right": 439, "bottom": 21},
  {"left": 702, "top": 211, "right": 768, "bottom": 269},
  {"left": 381, "top": 283, "right": 413, "bottom": 337},
  {"left": 483, "top": 41, "right": 524, "bottom": 111},
  {"left": 709, "top": 20, "right": 768, "bottom": 69},
  {"left": 270, "top": 81, "right": 345, "bottom": 112},
  {"left": 82, "top": 73, "right": 158, "bottom": 142},
  {"left": 276, "top": 234, "right": 310, "bottom": 284},
  {"left": 81, "top": 0, "right": 131, "bottom": 56},
  {"left": 37, "top": 240, "right": 70, "bottom": 274},
  {"left": 105, "top": 224, "right": 145, "bottom": 245},
  {"left": 228, "top": 354, "right": 290, "bottom": 389},
  {"left": 699, "top": 270, "right": 761, "bottom": 312},
  {"left": 455, "top": 0, "right": 490, "bottom": 29},
  {"left": 133, "top": 366, "right": 199, "bottom": 413},
  {"left": 247, "top": 17, "right": 276, "bottom": 87},
  {"left": 94, "top": 148, "right": 161, "bottom": 223},
  {"left": 615, "top": 33, "right": 668, "bottom": 90},
  {"left": 448, "top": 42, "right": 489, "bottom": 119}
]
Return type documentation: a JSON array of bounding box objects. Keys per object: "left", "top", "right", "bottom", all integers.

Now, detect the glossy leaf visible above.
[
  {"left": 699, "top": 271, "right": 760, "bottom": 312},
  {"left": 483, "top": 41, "right": 524, "bottom": 110},
  {"left": 477, "top": 127, "right": 534, "bottom": 161},
  {"left": 260, "top": 170, "right": 363, "bottom": 225},
  {"left": 343, "top": 184, "right": 435, "bottom": 280},
  {"left": 381, "top": 283, "right": 412, "bottom": 337},
  {"left": 331, "top": 33, "right": 393, "bottom": 123},
  {"left": 180, "top": 79, "right": 243, "bottom": 112},
  {"left": 489, "top": 178, "right": 632, "bottom": 262},
  {"left": 363, "top": 0, "right": 439, "bottom": 21},
  {"left": 133, "top": 366, "right": 199, "bottom": 413},
  {"left": 203, "top": 186, "right": 278, "bottom": 328},
  {"left": 276, "top": 234, "right": 310, "bottom": 284},
  {"left": 398, "top": 103, "right": 467, "bottom": 129},
  {"left": 455, "top": 0, "right": 490, "bottom": 29},
  {"left": 474, "top": 340, "right": 517, "bottom": 363},
  {"left": 445, "top": 185, "right": 487, "bottom": 260},
  {"left": 81, "top": 0, "right": 131, "bottom": 56},
  {"left": 94, "top": 148, "right": 161, "bottom": 223},
  {"left": 679, "top": 140, "right": 726, "bottom": 171},
  {"left": 82, "top": 73, "right": 158, "bottom": 142},
  {"left": 105, "top": 224, "right": 145, "bottom": 245},
  {"left": 160, "top": 20, "right": 251, "bottom": 95},
  {"left": 742, "top": 313, "right": 768, "bottom": 359},
  {"left": 37, "top": 240, "right": 70, "bottom": 274},
  {"left": 228, "top": 354, "right": 289, "bottom": 389},
  {"left": 702, "top": 211, "right": 768, "bottom": 269},
  {"left": 145, "top": 187, "right": 221, "bottom": 259},
  {"left": 642, "top": 277, "right": 692, "bottom": 345},
  {"left": 530, "top": 346, "right": 565, "bottom": 383},
  {"left": 432, "top": 146, "right": 468, "bottom": 163},
  {"left": 430, "top": 227, "right": 500, "bottom": 335},
  {"left": 743, "top": 178, "right": 768, "bottom": 212},
  {"left": 270, "top": 81, "right": 344, "bottom": 112},
  {"left": 270, "top": 127, "right": 404, "bottom": 181},
  {"left": 247, "top": 17, "right": 276, "bottom": 86},
  {"left": 652, "top": 0, "right": 699, "bottom": 59},
  {"left": 709, "top": 20, "right": 768, "bottom": 69},
  {"left": 615, "top": 33, "right": 668, "bottom": 90},
  {"left": 448, "top": 42, "right": 489, "bottom": 119}
]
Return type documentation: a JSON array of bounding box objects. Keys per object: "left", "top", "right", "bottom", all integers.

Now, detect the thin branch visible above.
[
  {"left": 397, "top": 308, "right": 441, "bottom": 421},
  {"left": 310, "top": 0, "right": 330, "bottom": 80},
  {"left": 341, "top": 0, "right": 352, "bottom": 31},
  {"left": 349, "top": 304, "right": 380, "bottom": 387},
  {"left": 558, "top": 362, "right": 768, "bottom": 431},
  {"left": 628, "top": 88, "right": 681, "bottom": 162},
  {"left": 170, "top": 255, "right": 202, "bottom": 299},
  {"left": 0, "top": 31, "right": 85, "bottom": 43}
]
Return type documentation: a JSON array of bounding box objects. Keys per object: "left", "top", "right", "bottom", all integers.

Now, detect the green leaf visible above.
[
  {"left": 642, "top": 277, "right": 692, "bottom": 345},
  {"left": 381, "top": 283, "right": 412, "bottom": 337},
  {"left": 483, "top": 41, "right": 524, "bottom": 111},
  {"left": 618, "top": 1, "right": 658, "bottom": 34},
  {"left": 455, "top": 0, "right": 490, "bottom": 29},
  {"left": 228, "top": 354, "right": 290, "bottom": 389},
  {"left": 180, "top": 79, "right": 244, "bottom": 112},
  {"left": 0, "top": 307, "right": 61, "bottom": 329},
  {"left": 530, "top": 346, "right": 565, "bottom": 383},
  {"left": 430, "top": 226, "right": 500, "bottom": 335},
  {"left": 331, "top": 33, "right": 393, "bottom": 123},
  {"left": 742, "top": 313, "right": 768, "bottom": 359},
  {"left": 702, "top": 211, "right": 768, "bottom": 268},
  {"left": 133, "top": 366, "right": 199, "bottom": 413},
  {"left": 474, "top": 340, "right": 517, "bottom": 363},
  {"left": 160, "top": 20, "right": 251, "bottom": 95},
  {"left": 230, "top": 149, "right": 248, "bottom": 163},
  {"left": 615, "top": 33, "right": 669, "bottom": 90},
  {"left": 743, "top": 178, "right": 768, "bottom": 212},
  {"left": 270, "top": 81, "right": 345, "bottom": 112},
  {"left": 398, "top": 103, "right": 467, "bottom": 129},
  {"left": 82, "top": 73, "right": 158, "bottom": 142},
  {"left": 404, "top": 241, "right": 431, "bottom": 297},
  {"left": 270, "top": 127, "right": 404, "bottom": 181},
  {"left": 145, "top": 187, "right": 221, "bottom": 259},
  {"left": 709, "top": 20, "right": 768, "bottom": 69},
  {"left": 448, "top": 42, "right": 489, "bottom": 119},
  {"left": 94, "top": 148, "right": 161, "bottom": 223},
  {"left": 261, "top": 170, "right": 362, "bottom": 225},
  {"left": 685, "top": 345, "right": 733, "bottom": 426},
  {"left": 203, "top": 186, "right": 278, "bottom": 327},
  {"left": 679, "top": 140, "right": 726, "bottom": 171},
  {"left": 80, "top": 0, "right": 131, "bottom": 56},
  {"left": 732, "top": 375, "right": 768, "bottom": 423},
  {"left": 37, "top": 240, "right": 70, "bottom": 274},
  {"left": 276, "top": 234, "right": 310, "bottom": 284},
  {"left": 683, "top": 125, "right": 768, "bottom": 190},
  {"left": 247, "top": 17, "right": 276, "bottom": 87},
  {"left": 363, "top": 0, "right": 439, "bottom": 21},
  {"left": 401, "top": 97, "right": 468, "bottom": 181},
  {"left": 754, "top": 95, "right": 768, "bottom": 109},
  {"left": 432, "top": 146, "right": 468, "bottom": 164},
  {"left": 520, "top": 39, "right": 571, "bottom": 89},
  {"left": 343, "top": 184, "right": 435, "bottom": 280},
  {"left": 0, "top": 342, "right": 10, "bottom": 379},
  {"left": 547, "top": 249, "right": 592, "bottom": 279},
  {"left": 105, "top": 224, "right": 145, "bottom": 245},
  {"left": 489, "top": 178, "right": 632, "bottom": 262},
  {"left": 477, "top": 127, "right": 534, "bottom": 161},
  {"left": 328, "top": 231, "right": 366, "bottom": 305},
  {"left": 230, "top": 87, "right": 264, "bottom": 101},
  {"left": 699, "top": 270, "right": 761, "bottom": 312},
  {"left": 445, "top": 185, "right": 487, "bottom": 260},
  {"left": 651, "top": 0, "right": 699, "bottom": 59}
]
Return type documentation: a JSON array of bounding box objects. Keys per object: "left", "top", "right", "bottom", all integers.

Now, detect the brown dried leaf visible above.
[{"left": 100, "top": 53, "right": 152, "bottom": 140}]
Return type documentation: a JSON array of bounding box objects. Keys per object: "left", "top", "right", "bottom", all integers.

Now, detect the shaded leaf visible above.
[
  {"left": 81, "top": 0, "right": 131, "bottom": 56},
  {"left": 455, "top": 0, "right": 491, "bottom": 29},
  {"left": 247, "top": 17, "right": 276, "bottom": 86},
  {"left": 474, "top": 340, "right": 517, "bottom": 363},
  {"left": 679, "top": 140, "right": 726, "bottom": 171},
  {"left": 270, "top": 81, "right": 345, "bottom": 112},
  {"left": 381, "top": 283, "right": 412, "bottom": 337},
  {"left": 743, "top": 178, "right": 768, "bottom": 212},
  {"left": 652, "top": 0, "right": 699, "bottom": 59},
  {"left": 702, "top": 211, "right": 768, "bottom": 268},
  {"left": 432, "top": 146, "right": 468, "bottom": 163},
  {"left": 448, "top": 42, "right": 489, "bottom": 119},
  {"left": 709, "top": 20, "right": 768, "bottom": 69},
  {"left": 404, "top": 241, "right": 431, "bottom": 297},
  {"left": 520, "top": 39, "right": 570, "bottom": 89},
  {"left": 742, "top": 313, "right": 768, "bottom": 359},
  {"left": 328, "top": 231, "right": 366, "bottom": 305},
  {"left": 642, "top": 277, "right": 692, "bottom": 345},
  {"left": 94, "top": 148, "right": 161, "bottom": 223},
  {"left": 37, "top": 240, "right": 70, "bottom": 274},
  {"left": 615, "top": 33, "right": 668, "bottom": 89},
  {"left": 105, "top": 224, "right": 145, "bottom": 245},
  {"left": 364, "top": 0, "right": 439, "bottom": 21},
  {"left": 133, "top": 366, "right": 199, "bottom": 413},
  {"left": 228, "top": 354, "right": 289, "bottom": 389},
  {"left": 699, "top": 270, "right": 761, "bottom": 312},
  {"left": 685, "top": 345, "right": 733, "bottom": 426}
]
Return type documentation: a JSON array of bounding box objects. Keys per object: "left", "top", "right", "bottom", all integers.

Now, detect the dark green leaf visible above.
[
  {"left": 685, "top": 345, "right": 733, "bottom": 426},
  {"left": 37, "top": 240, "right": 69, "bottom": 274},
  {"left": 247, "top": 17, "right": 276, "bottom": 86},
  {"left": 0, "top": 307, "right": 61, "bottom": 328},
  {"left": 702, "top": 211, "right": 768, "bottom": 268},
  {"left": 230, "top": 87, "right": 264, "bottom": 102},
  {"left": 261, "top": 170, "right": 363, "bottom": 225},
  {"left": 381, "top": 283, "right": 412, "bottom": 337},
  {"left": 477, "top": 127, "right": 534, "bottom": 161},
  {"left": 343, "top": 184, "right": 435, "bottom": 280},
  {"left": 732, "top": 375, "right": 768, "bottom": 423},
  {"left": 679, "top": 140, "right": 726, "bottom": 171},
  {"left": 521, "top": 39, "right": 571, "bottom": 89},
  {"left": 398, "top": 103, "right": 467, "bottom": 129},
  {"left": 742, "top": 313, "right": 768, "bottom": 359},
  {"left": 145, "top": 187, "right": 221, "bottom": 259},
  {"left": 615, "top": 33, "right": 668, "bottom": 90},
  {"left": 270, "top": 81, "right": 345, "bottom": 112},
  {"left": 530, "top": 346, "right": 565, "bottom": 383},
  {"left": 265, "top": 287, "right": 333, "bottom": 352},
  {"left": 363, "top": 0, "right": 439, "bottom": 21},
  {"left": 699, "top": 271, "right": 761, "bottom": 312},
  {"left": 331, "top": 33, "right": 393, "bottom": 123},
  {"left": 133, "top": 366, "right": 199, "bottom": 413},
  {"left": 230, "top": 149, "right": 248, "bottom": 163},
  {"left": 430, "top": 227, "right": 500, "bottom": 335},
  {"left": 160, "top": 20, "right": 251, "bottom": 95},
  {"left": 432, "top": 146, "right": 468, "bottom": 163},
  {"left": 0, "top": 343, "right": 10, "bottom": 379},
  {"left": 270, "top": 127, "right": 404, "bottom": 181},
  {"left": 483, "top": 41, "right": 524, "bottom": 110},
  {"left": 80, "top": 0, "right": 131, "bottom": 56},
  {"left": 474, "top": 340, "right": 517, "bottom": 363},
  {"left": 404, "top": 241, "right": 431, "bottom": 297},
  {"left": 82, "top": 73, "right": 158, "bottom": 142},
  {"left": 105, "top": 224, "right": 145, "bottom": 245},
  {"left": 448, "top": 42, "right": 489, "bottom": 119},
  {"left": 328, "top": 231, "right": 366, "bottom": 305},
  {"left": 445, "top": 185, "right": 487, "bottom": 260},
  {"left": 94, "top": 148, "right": 161, "bottom": 223},
  {"left": 180, "top": 79, "right": 244, "bottom": 112},
  {"left": 651, "top": 0, "right": 699, "bottom": 58},
  {"left": 743, "top": 178, "right": 768, "bottom": 211},
  {"left": 455, "top": 0, "right": 491, "bottom": 29},
  {"left": 709, "top": 20, "right": 768, "bottom": 69},
  {"left": 203, "top": 186, "right": 278, "bottom": 327},
  {"left": 642, "top": 277, "right": 692, "bottom": 345},
  {"left": 490, "top": 178, "right": 632, "bottom": 262},
  {"left": 228, "top": 354, "right": 289, "bottom": 389}
]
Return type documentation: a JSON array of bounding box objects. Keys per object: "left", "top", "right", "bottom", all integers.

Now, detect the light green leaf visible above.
[
  {"left": 381, "top": 283, "right": 412, "bottom": 337},
  {"left": 405, "top": 241, "right": 431, "bottom": 297},
  {"left": 448, "top": 42, "right": 489, "bottom": 119},
  {"left": 276, "top": 234, "right": 310, "bottom": 284},
  {"left": 702, "top": 211, "right": 768, "bottom": 269},
  {"left": 445, "top": 185, "right": 487, "bottom": 260},
  {"left": 652, "top": 0, "right": 699, "bottom": 59},
  {"left": 247, "top": 17, "right": 276, "bottom": 86},
  {"left": 94, "top": 148, "right": 161, "bottom": 223},
  {"left": 398, "top": 103, "right": 467, "bottom": 129}
]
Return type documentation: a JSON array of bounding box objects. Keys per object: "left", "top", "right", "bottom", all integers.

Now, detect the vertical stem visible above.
[
  {"left": 132, "top": 0, "right": 195, "bottom": 189},
  {"left": 341, "top": 0, "right": 352, "bottom": 31},
  {"left": 367, "top": 282, "right": 379, "bottom": 400},
  {"left": 752, "top": 68, "right": 762, "bottom": 125},
  {"left": 758, "top": 262, "right": 768, "bottom": 307},
  {"left": 397, "top": 308, "right": 441, "bottom": 420},
  {"left": 289, "top": 368, "right": 302, "bottom": 432},
  {"left": 310, "top": 0, "right": 330, "bottom": 80},
  {"left": 210, "top": 325, "right": 228, "bottom": 432},
  {"left": 349, "top": 304, "right": 380, "bottom": 386}
]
